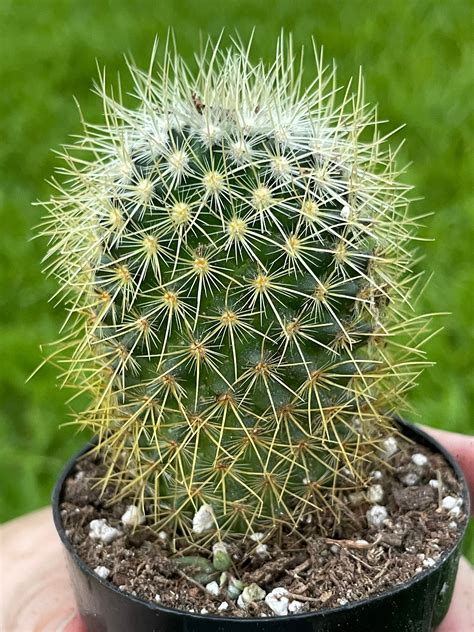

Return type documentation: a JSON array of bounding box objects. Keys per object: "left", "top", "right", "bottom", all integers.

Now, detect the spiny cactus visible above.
[{"left": 40, "top": 35, "right": 430, "bottom": 540}]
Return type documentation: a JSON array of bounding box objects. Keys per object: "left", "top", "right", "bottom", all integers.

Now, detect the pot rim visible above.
[{"left": 52, "top": 418, "right": 471, "bottom": 623}]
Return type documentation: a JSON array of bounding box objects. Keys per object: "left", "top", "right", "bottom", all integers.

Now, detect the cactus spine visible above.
[{"left": 40, "top": 36, "right": 428, "bottom": 540}]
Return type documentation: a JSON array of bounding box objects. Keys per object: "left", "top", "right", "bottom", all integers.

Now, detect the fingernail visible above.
[{"left": 57, "top": 610, "right": 87, "bottom": 632}]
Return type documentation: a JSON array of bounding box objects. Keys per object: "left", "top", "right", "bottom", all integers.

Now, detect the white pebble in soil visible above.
[
  {"left": 237, "top": 583, "right": 266, "bottom": 608},
  {"left": 288, "top": 600, "right": 304, "bottom": 613},
  {"left": 265, "top": 587, "right": 290, "bottom": 616},
  {"left": 255, "top": 543, "right": 269, "bottom": 558},
  {"left": 94, "top": 565, "right": 110, "bottom": 579},
  {"left": 411, "top": 453, "right": 428, "bottom": 467},
  {"left": 372, "top": 470, "right": 383, "bottom": 481},
  {"left": 441, "top": 496, "right": 458, "bottom": 510},
  {"left": 218, "top": 601, "right": 229, "bottom": 611},
  {"left": 380, "top": 437, "right": 398, "bottom": 459},
  {"left": 155, "top": 594, "right": 161, "bottom": 603},
  {"left": 429, "top": 479, "right": 439, "bottom": 489},
  {"left": 441, "top": 496, "right": 463, "bottom": 514},
  {"left": 366, "top": 505, "right": 388, "bottom": 529},
  {"left": 423, "top": 557, "right": 436, "bottom": 568},
  {"left": 205, "top": 581, "right": 220, "bottom": 596},
  {"left": 121, "top": 505, "right": 145, "bottom": 527},
  {"left": 192, "top": 504, "right": 215, "bottom": 534},
  {"left": 88, "top": 519, "right": 122, "bottom": 544},
  {"left": 367, "top": 484, "right": 384, "bottom": 504},
  {"left": 401, "top": 472, "right": 419, "bottom": 487},
  {"left": 250, "top": 532, "right": 265, "bottom": 542}
]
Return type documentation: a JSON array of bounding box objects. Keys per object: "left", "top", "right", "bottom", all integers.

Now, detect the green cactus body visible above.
[{"left": 41, "top": 37, "right": 426, "bottom": 539}]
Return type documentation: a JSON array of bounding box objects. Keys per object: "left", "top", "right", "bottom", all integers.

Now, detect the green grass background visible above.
[{"left": 0, "top": 0, "right": 472, "bottom": 559}]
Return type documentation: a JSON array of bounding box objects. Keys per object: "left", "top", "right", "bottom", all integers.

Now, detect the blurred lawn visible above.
[{"left": 0, "top": 0, "right": 472, "bottom": 558}]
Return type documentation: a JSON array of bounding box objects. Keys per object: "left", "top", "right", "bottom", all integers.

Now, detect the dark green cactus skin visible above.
[{"left": 42, "top": 42, "right": 418, "bottom": 537}]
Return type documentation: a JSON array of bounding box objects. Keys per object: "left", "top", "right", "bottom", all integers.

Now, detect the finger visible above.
[
  {"left": 436, "top": 557, "right": 474, "bottom": 631},
  {"left": 421, "top": 425, "right": 474, "bottom": 514},
  {"left": 0, "top": 507, "right": 79, "bottom": 632},
  {"left": 62, "top": 612, "right": 89, "bottom": 632}
]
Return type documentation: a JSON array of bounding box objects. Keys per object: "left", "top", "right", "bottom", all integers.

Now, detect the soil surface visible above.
[{"left": 60, "top": 437, "right": 466, "bottom": 617}]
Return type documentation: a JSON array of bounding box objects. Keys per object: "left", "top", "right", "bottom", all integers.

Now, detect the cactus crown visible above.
[{"left": 40, "top": 35, "right": 429, "bottom": 541}]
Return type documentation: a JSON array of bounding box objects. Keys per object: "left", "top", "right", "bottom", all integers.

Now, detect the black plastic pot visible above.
[{"left": 52, "top": 420, "right": 470, "bottom": 632}]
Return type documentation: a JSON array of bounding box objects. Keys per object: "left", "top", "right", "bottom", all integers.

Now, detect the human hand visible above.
[
  {"left": 420, "top": 427, "right": 474, "bottom": 632},
  {"left": 0, "top": 507, "right": 86, "bottom": 632},
  {"left": 0, "top": 427, "right": 472, "bottom": 631}
]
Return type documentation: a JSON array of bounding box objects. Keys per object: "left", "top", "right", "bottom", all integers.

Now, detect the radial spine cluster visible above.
[{"left": 41, "top": 35, "right": 428, "bottom": 539}]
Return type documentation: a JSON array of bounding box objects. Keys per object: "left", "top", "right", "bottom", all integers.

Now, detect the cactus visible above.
[{"left": 40, "top": 36, "right": 429, "bottom": 541}]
